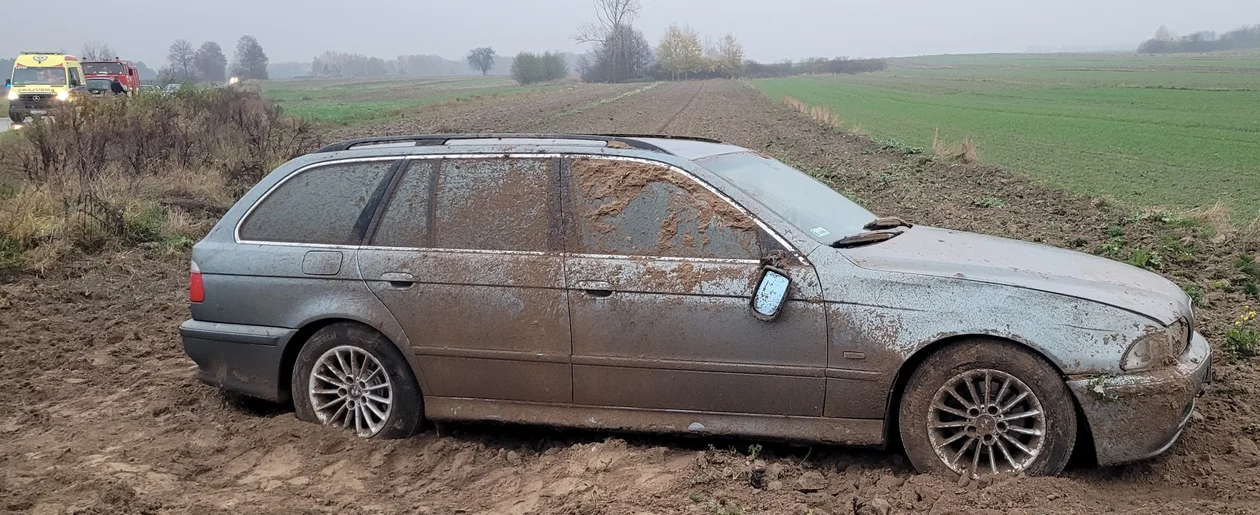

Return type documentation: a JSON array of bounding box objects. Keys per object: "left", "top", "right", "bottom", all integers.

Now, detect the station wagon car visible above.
[{"left": 180, "top": 133, "right": 1211, "bottom": 478}]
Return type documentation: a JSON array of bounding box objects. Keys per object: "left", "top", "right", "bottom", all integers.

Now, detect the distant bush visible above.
[
  {"left": 0, "top": 88, "right": 318, "bottom": 275},
  {"left": 1139, "top": 24, "right": 1260, "bottom": 54},
  {"left": 743, "top": 57, "right": 887, "bottom": 79},
  {"left": 511, "top": 52, "right": 569, "bottom": 85}
]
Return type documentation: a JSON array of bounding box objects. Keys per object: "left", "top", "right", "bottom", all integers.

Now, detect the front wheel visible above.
[
  {"left": 898, "top": 339, "right": 1077, "bottom": 478},
  {"left": 291, "top": 322, "right": 423, "bottom": 439}
]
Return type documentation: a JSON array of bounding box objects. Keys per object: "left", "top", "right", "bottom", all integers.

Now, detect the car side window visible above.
[
  {"left": 567, "top": 157, "right": 761, "bottom": 259},
  {"left": 239, "top": 160, "right": 395, "bottom": 245},
  {"left": 373, "top": 157, "right": 554, "bottom": 252},
  {"left": 371, "top": 162, "right": 432, "bottom": 248}
]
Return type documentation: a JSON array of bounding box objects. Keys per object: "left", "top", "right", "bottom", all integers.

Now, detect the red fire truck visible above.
[{"left": 82, "top": 58, "right": 140, "bottom": 94}]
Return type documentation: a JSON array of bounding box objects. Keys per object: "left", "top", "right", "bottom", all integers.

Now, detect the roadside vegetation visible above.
[
  {"left": 753, "top": 51, "right": 1260, "bottom": 218},
  {"left": 0, "top": 89, "right": 317, "bottom": 276},
  {"left": 510, "top": 52, "right": 569, "bottom": 85}
]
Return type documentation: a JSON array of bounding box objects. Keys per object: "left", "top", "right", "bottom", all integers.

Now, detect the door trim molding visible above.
[
  {"left": 414, "top": 346, "right": 569, "bottom": 364},
  {"left": 572, "top": 355, "right": 823, "bottom": 377}
]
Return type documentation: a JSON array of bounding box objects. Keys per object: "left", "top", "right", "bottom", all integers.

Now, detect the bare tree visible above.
[
  {"left": 81, "top": 42, "right": 116, "bottom": 61},
  {"left": 574, "top": 0, "right": 641, "bottom": 44},
  {"left": 1155, "top": 25, "right": 1178, "bottom": 41},
  {"left": 167, "top": 39, "right": 197, "bottom": 81},
  {"left": 466, "top": 47, "right": 496, "bottom": 75},
  {"left": 574, "top": 0, "right": 651, "bottom": 82}
]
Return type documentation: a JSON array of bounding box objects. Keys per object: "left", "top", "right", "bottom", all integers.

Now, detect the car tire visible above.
[
  {"left": 291, "top": 322, "right": 423, "bottom": 439},
  {"left": 898, "top": 339, "right": 1077, "bottom": 478}
]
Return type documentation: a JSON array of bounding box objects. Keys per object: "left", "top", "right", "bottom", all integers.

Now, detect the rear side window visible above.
[
  {"left": 238, "top": 161, "right": 394, "bottom": 245},
  {"left": 567, "top": 158, "right": 761, "bottom": 259},
  {"left": 372, "top": 157, "right": 555, "bottom": 252},
  {"left": 371, "top": 162, "right": 432, "bottom": 247}
]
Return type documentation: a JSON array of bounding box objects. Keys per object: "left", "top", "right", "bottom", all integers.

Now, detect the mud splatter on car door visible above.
[{"left": 562, "top": 157, "right": 829, "bottom": 418}]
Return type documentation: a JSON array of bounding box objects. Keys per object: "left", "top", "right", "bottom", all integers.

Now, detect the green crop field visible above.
[
  {"left": 263, "top": 76, "right": 552, "bottom": 125},
  {"left": 754, "top": 51, "right": 1260, "bottom": 218}
]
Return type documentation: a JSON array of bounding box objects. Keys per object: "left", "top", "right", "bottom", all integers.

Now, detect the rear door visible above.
[
  {"left": 562, "top": 156, "right": 828, "bottom": 417},
  {"left": 356, "top": 156, "right": 573, "bottom": 404}
]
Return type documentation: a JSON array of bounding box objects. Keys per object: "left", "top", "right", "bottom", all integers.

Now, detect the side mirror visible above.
[
  {"left": 751, "top": 266, "right": 792, "bottom": 321},
  {"left": 4, "top": 79, "right": 10, "bottom": 88}
]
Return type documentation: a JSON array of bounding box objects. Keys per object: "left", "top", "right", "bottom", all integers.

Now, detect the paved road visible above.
[{"left": 0, "top": 117, "right": 10, "bottom": 132}]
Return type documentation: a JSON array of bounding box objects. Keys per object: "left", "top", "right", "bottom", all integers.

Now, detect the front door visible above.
[
  {"left": 357, "top": 157, "right": 572, "bottom": 404},
  {"left": 562, "top": 156, "right": 828, "bottom": 417}
]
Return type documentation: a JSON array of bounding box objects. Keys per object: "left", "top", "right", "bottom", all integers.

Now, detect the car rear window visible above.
[{"left": 238, "top": 160, "right": 395, "bottom": 245}]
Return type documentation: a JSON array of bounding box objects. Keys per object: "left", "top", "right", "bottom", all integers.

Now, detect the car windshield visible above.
[
  {"left": 11, "top": 67, "right": 67, "bottom": 86},
  {"left": 86, "top": 78, "right": 112, "bottom": 89},
  {"left": 698, "top": 151, "right": 876, "bottom": 243},
  {"left": 83, "top": 62, "right": 124, "bottom": 75}
]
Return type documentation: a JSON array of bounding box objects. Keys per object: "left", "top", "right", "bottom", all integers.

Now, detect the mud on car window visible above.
[
  {"left": 567, "top": 158, "right": 761, "bottom": 259},
  {"left": 373, "top": 157, "right": 554, "bottom": 252},
  {"left": 238, "top": 161, "right": 395, "bottom": 245}
]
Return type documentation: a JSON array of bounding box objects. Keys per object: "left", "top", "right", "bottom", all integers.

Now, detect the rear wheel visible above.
[
  {"left": 292, "top": 323, "right": 423, "bottom": 439},
  {"left": 898, "top": 339, "right": 1077, "bottom": 478}
]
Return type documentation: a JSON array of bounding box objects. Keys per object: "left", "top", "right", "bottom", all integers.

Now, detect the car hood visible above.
[{"left": 840, "top": 226, "right": 1189, "bottom": 325}]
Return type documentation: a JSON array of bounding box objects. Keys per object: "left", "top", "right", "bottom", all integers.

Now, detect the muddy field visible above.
[{"left": 4, "top": 80, "right": 1260, "bottom": 514}]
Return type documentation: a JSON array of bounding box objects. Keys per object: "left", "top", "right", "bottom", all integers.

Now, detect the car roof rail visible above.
[{"left": 314, "top": 133, "right": 725, "bottom": 155}]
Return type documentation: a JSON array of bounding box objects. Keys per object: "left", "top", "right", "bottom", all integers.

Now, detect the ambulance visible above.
[{"left": 5, "top": 52, "right": 87, "bottom": 122}]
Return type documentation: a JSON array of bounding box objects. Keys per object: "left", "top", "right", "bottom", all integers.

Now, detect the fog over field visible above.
[{"left": 2, "top": 0, "right": 1260, "bottom": 63}]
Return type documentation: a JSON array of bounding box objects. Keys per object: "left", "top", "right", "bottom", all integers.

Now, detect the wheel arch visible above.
[
  {"left": 279, "top": 316, "right": 425, "bottom": 405},
  {"left": 883, "top": 333, "right": 1097, "bottom": 465}
]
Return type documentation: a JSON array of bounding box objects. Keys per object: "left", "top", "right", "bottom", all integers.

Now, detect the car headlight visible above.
[
  {"left": 55, "top": 90, "right": 70, "bottom": 101},
  {"left": 1121, "top": 319, "right": 1189, "bottom": 371},
  {"left": 5, "top": 90, "right": 16, "bottom": 101}
]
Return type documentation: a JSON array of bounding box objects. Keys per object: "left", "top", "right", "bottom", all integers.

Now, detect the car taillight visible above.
[{"left": 190, "top": 260, "right": 205, "bottom": 303}]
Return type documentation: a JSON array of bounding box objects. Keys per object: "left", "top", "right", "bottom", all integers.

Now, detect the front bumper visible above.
[
  {"left": 1067, "top": 331, "right": 1212, "bottom": 466},
  {"left": 180, "top": 319, "right": 298, "bottom": 402}
]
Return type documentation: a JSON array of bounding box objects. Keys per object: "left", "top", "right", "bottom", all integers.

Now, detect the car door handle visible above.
[
  {"left": 575, "top": 280, "right": 614, "bottom": 298},
  {"left": 380, "top": 272, "right": 416, "bottom": 288}
]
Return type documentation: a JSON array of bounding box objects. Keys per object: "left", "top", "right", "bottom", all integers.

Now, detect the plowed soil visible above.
[{"left": 4, "top": 80, "right": 1260, "bottom": 515}]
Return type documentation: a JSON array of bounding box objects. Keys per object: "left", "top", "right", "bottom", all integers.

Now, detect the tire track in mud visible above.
[
  {"left": 653, "top": 80, "right": 706, "bottom": 133},
  {"left": 529, "top": 80, "right": 715, "bottom": 136}
]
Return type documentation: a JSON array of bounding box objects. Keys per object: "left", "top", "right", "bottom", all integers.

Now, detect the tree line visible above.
[
  {"left": 563, "top": 0, "right": 885, "bottom": 84},
  {"left": 163, "top": 35, "right": 268, "bottom": 83},
  {"left": 1139, "top": 24, "right": 1260, "bottom": 54}
]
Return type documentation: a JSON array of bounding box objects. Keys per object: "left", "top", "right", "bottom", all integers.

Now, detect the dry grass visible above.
[
  {"left": 783, "top": 96, "right": 841, "bottom": 127},
  {"left": 0, "top": 88, "right": 317, "bottom": 276},
  {"left": 932, "top": 129, "right": 980, "bottom": 163},
  {"left": 1180, "top": 201, "right": 1233, "bottom": 235}
]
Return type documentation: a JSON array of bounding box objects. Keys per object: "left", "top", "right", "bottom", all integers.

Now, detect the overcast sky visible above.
[{"left": 3, "top": 0, "right": 1259, "bottom": 66}]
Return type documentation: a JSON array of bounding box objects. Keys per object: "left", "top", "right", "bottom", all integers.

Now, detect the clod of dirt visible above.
[
  {"left": 1232, "top": 438, "right": 1259, "bottom": 456},
  {"left": 795, "top": 470, "right": 827, "bottom": 492},
  {"left": 505, "top": 450, "right": 523, "bottom": 465},
  {"left": 857, "top": 498, "right": 893, "bottom": 515}
]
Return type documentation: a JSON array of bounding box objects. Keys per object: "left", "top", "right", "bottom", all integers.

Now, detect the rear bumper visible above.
[
  {"left": 1067, "top": 331, "right": 1212, "bottom": 466},
  {"left": 180, "top": 320, "right": 298, "bottom": 402}
]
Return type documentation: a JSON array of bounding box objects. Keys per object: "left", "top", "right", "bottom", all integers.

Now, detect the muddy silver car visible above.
[{"left": 181, "top": 133, "right": 1210, "bottom": 478}]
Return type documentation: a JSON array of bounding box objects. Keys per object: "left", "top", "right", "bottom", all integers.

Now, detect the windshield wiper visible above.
[
  {"left": 863, "top": 217, "right": 912, "bottom": 231},
  {"left": 831, "top": 231, "right": 902, "bottom": 248}
]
